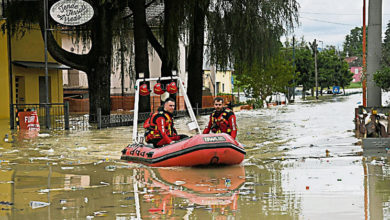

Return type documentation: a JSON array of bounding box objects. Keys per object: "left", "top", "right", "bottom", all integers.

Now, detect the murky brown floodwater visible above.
[{"left": 1, "top": 92, "right": 390, "bottom": 219}]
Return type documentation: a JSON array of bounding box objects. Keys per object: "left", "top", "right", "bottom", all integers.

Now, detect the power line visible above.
[
  {"left": 301, "top": 11, "right": 360, "bottom": 16},
  {"left": 301, "top": 11, "right": 390, "bottom": 16},
  {"left": 300, "top": 16, "right": 356, "bottom": 26}
]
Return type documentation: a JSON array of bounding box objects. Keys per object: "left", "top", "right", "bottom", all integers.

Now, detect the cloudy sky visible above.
[{"left": 285, "top": 0, "right": 390, "bottom": 49}]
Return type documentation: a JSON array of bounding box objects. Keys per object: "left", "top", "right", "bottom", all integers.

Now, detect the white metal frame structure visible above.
[{"left": 132, "top": 76, "right": 201, "bottom": 143}]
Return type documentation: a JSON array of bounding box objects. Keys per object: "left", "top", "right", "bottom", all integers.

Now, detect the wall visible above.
[
  {"left": 0, "top": 20, "right": 10, "bottom": 119},
  {"left": 351, "top": 66, "right": 362, "bottom": 82}
]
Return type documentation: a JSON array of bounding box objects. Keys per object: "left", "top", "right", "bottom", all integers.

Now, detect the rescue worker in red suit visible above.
[
  {"left": 203, "top": 97, "right": 237, "bottom": 139},
  {"left": 145, "top": 98, "right": 181, "bottom": 147}
]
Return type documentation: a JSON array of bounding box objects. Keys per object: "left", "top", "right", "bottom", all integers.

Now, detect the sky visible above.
[{"left": 284, "top": 0, "right": 390, "bottom": 50}]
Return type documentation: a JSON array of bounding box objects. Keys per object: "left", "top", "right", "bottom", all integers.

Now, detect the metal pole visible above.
[
  {"left": 363, "top": 0, "right": 367, "bottom": 107},
  {"left": 292, "top": 36, "right": 296, "bottom": 101},
  {"left": 64, "top": 102, "right": 69, "bottom": 130},
  {"left": 43, "top": 0, "right": 50, "bottom": 128},
  {"left": 366, "top": 0, "right": 382, "bottom": 107},
  {"left": 314, "top": 39, "right": 318, "bottom": 99}
]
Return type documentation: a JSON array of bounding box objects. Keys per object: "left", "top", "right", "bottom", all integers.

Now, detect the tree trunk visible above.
[
  {"left": 87, "top": 4, "right": 115, "bottom": 120},
  {"left": 41, "top": 2, "right": 117, "bottom": 122},
  {"left": 187, "top": 0, "right": 208, "bottom": 108},
  {"left": 133, "top": 0, "right": 151, "bottom": 113}
]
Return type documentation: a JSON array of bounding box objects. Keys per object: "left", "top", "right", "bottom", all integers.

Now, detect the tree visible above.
[
  {"left": 187, "top": 0, "right": 209, "bottom": 108},
  {"left": 336, "top": 61, "right": 354, "bottom": 93},
  {"left": 293, "top": 40, "right": 314, "bottom": 99},
  {"left": 342, "top": 26, "right": 366, "bottom": 66},
  {"left": 374, "top": 67, "right": 390, "bottom": 91},
  {"left": 4, "top": 0, "right": 155, "bottom": 118},
  {"left": 381, "top": 20, "right": 390, "bottom": 66},
  {"left": 207, "top": 0, "right": 299, "bottom": 70},
  {"left": 374, "top": 21, "right": 390, "bottom": 91},
  {"left": 236, "top": 52, "right": 294, "bottom": 107}
]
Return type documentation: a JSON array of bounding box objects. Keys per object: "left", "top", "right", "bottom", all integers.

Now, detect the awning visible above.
[{"left": 12, "top": 61, "right": 72, "bottom": 70}]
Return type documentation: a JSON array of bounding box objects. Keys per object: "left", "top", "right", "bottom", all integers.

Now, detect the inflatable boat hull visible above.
[{"left": 121, "top": 133, "right": 245, "bottom": 167}]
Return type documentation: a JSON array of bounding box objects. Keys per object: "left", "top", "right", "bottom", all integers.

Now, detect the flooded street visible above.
[{"left": 1, "top": 92, "right": 390, "bottom": 219}]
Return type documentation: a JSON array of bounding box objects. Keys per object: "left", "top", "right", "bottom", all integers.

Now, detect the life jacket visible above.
[
  {"left": 210, "top": 108, "right": 235, "bottom": 135},
  {"left": 145, "top": 111, "right": 176, "bottom": 142}
]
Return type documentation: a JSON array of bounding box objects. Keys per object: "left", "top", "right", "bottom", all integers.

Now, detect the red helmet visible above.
[
  {"left": 166, "top": 81, "right": 178, "bottom": 94},
  {"left": 153, "top": 82, "right": 165, "bottom": 95},
  {"left": 139, "top": 83, "right": 150, "bottom": 96}
]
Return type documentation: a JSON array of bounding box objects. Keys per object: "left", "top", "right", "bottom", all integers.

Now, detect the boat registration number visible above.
[{"left": 203, "top": 136, "right": 226, "bottom": 142}]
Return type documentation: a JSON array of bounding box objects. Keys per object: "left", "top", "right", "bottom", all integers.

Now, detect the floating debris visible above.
[
  {"left": 30, "top": 201, "right": 50, "bottom": 209},
  {"left": 105, "top": 165, "right": 116, "bottom": 172},
  {"left": 174, "top": 180, "right": 186, "bottom": 185}
]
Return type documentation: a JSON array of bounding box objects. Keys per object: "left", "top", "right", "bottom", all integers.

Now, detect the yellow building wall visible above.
[
  {"left": 216, "top": 70, "right": 233, "bottom": 94},
  {"left": 11, "top": 27, "right": 57, "bottom": 62},
  {"left": 10, "top": 27, "right": 63, "bottom": 107},
  {"left": 203, "top": 70, "right": 233, "bottom": 94},
  {"left": 12, "top": 67, "right": 63, "bottom": 104},
  {"left": 0, "top": 25, "right": 64, "bottom": 119},
  {"left": 0, "top": 20, "right": 10, "bottom": 119}
]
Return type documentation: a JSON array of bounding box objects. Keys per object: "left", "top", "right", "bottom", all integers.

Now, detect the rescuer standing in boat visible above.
[
  {"left": 144, "top": 98, "right": 181, "bottom": 147},
  {"left": 203, "top": 97, "right": 237, "bottom": 139}
]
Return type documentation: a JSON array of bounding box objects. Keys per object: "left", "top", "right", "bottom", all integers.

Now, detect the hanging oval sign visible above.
[{"left": 50, "top": 0, "right": 94, "bottom": 26}]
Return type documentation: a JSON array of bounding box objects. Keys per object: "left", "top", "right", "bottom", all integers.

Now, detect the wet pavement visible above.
[{"left": 0, "top": 92, "right": 390, "bottom": 219}]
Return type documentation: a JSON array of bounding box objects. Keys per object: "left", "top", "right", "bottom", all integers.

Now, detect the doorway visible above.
[
  {"left": 15, "top": 76, "right": 25, "bottom": 104},
  {"left": 39, "top": 76, "right": 51, "bottom": 103}
]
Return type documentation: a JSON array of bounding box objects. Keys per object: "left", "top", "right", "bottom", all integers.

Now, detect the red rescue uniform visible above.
[
  {"left": 203, "top": 108, "right": 237, "bottom": 139},
  {"left": 145, "top": 111, "right": 180, "bottom": 147}
]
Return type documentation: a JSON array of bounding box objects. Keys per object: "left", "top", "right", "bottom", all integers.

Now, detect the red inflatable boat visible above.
[
  {"left": 121, "top": 133, "right": 245, "bottom": 167},
  {"left": 122, "top": 76, "right": 245, "bottom": 167}
]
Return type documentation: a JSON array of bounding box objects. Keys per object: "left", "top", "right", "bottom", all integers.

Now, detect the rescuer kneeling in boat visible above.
[
  {"left": 144, "top": 98, "right": 182, "bottom": 147},
  {"left": 203, "top": 97, "right": 237, "bottom": 139}
]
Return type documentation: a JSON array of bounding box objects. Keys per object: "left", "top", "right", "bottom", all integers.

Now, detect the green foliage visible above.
[
  {"left": 374, "top": 67, "right": 390, "bottom": 91},
  {"left": 374, "top": 21, "right": 390, "bottom": 91},
  {"left": 235, "top": 52, "right": 295, "bottom": 105},
  {"left": 346, "top": 82, "right": 362, "bottom": 89},
  {"left": 291, "top": 39, "right": 314, "bottom": 93},
  {"left": 342, "top": 26, "right": 366, "bottom": 66},
  {"left": 382, "top": 20, "right": 390, "bottom": 67},
  {"left": 206, "top": 0, "right": 299, "bottom": 70}
]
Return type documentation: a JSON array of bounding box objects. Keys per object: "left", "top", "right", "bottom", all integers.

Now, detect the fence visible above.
[
  {"left": 10, "top": 103, "right": 92, "bottom": 131},
  {"left": 10, "top": 104, "right": 216, "bottom": 130},
  {"left": 10, "top": 103, "right": 69, "bottom": 130},
  {"left": 96, "top": 107, "right": 214, "bottom": 128}
]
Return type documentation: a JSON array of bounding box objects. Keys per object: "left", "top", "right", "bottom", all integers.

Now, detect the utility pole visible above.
[
  {"left": 292, "top": 36, "right": 296, "bottom": 101},
  {"left": 362, "top": 0, "right": 367, "bottom": 107},
  {"left": 366, "top": 0, "right": 382, "bottom": 107},
  {"left": 313, "top": 39, "right": 319, "bottom": 99}
]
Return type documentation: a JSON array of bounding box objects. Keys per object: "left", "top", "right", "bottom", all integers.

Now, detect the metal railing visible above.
[
  {"left": 96, "top": 107, "right": 214, "bottom": 129},
  {"left": 10, "top": 103, "right": 69, "bottom": 130},
  {"left": 10, "top": 103, "right": 215, "bottom": 130}
]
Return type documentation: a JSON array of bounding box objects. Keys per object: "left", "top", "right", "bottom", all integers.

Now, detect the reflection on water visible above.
[{"left": 1, "top": 93, "right": 390, "bottom": 219}]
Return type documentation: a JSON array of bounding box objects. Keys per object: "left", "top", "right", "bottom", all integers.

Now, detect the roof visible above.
[{"left": 12, "top": 61, "right": 71, "bottom": 70}]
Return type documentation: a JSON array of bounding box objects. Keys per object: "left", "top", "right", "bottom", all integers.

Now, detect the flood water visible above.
[{"left": 1, "top": 92, "right": 390, "bottom": 219}]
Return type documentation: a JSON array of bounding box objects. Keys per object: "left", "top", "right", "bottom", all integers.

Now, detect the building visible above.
[
  {"left": 0, "top": 20, "right": 67, "bottom": 119},
  {"left": 202, "top": 60, "right": 234, "bottom": 96},
  {"left": 344, "top": 56, "right": 362, "bottom": 83},
  {"left": 351, "top": 66, "right": 362, "bottom": 82}
]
